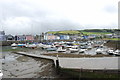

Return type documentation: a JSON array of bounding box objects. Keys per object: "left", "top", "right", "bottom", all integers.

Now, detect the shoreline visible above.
[{"left": 42, "top": 53, "right": 114, "bottom": 58}]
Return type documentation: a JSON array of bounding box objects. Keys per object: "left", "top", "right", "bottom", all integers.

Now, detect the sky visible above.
[{"left": 0, "top": 0, "right": 119, "bottom": 35}]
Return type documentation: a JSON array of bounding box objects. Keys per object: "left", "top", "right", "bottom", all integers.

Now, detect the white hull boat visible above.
[
  {"left": 96, "top": 48, "right": 103, "bottom": 54},
  {"left": 17, "top": 44, "right": 26, "bottom": 47},
  {"left": 79, "top": 49, "right": 86, "bottom": 53},
  {"left": 107, "top": 49, "right": 114, "bottom": 55},
  {"left": 0, "top": 70, "right": 3, "bottom": 80},
  {"left": 46, "top": 47, "right": 57, "bottom": 51},
  {"left": 69, "top": 47, "right": 79, "bottom": 53},
  {"left": 11, "top": 43, "right": 18, "bottom": 47},
  {"left": 57, "top": 47, "right": 66, "bottom": 52},
  {"left": 42, "top": 45, "right": 52, "bottom": 49},
  {"left": 114, "top": 49, "right": 120, "bottom": 56},
  {"left": 25, "top": 44, "right": 37, "bottom": 48},
  {"left": 37, "top": 43, "right": 44, "bottom": 48},
  {"left": 87, "top": 45, "right": 92, "bottom": 49}
]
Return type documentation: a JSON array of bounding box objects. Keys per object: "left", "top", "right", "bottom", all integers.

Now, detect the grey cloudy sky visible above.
[{"left": 0, "top": 0, "right": 118, "bottom": 35}]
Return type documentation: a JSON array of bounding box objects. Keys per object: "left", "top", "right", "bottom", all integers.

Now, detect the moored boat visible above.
[
  {"left": 69, "top": 47, "right": 79, "bottom": 53},
  {"left": 114, "top": 49, "right": 120, "bottom": 56},
  {"left": 96, "top": 48, "right": 103, "bottom": 54},
  {"left": 42, "top": 45, "right": 52, "bottom": 49},
  {"left": 0, "top": 70, "right": 3, "bottom": 80},
  {"left": 87, "top": 45, "right": 92, "bottom": 49},
  {"left": 46, "top": 46, "right": 57, "bottom": 51},
  {"left": 11, "top": 43, "right": 18, "bottom": 47},
  {"left": 25, "top": 44, "right": 37, "bottom": 49},
  {"left": 57, "top": 46, "right": 66, "bottom": 52},
  {"left": 106, "top": 49, "right": 114, "bottom": 55},
  {"left": 79, "top": 48, "right": 86, "bottom": 53},
  {"left": 17, "top": 43, "right": 26, "bottom": 47}
]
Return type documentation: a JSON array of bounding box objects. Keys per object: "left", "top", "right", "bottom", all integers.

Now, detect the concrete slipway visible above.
[{"left": 14, "top": 52, "right": 120, "bottom": 70}]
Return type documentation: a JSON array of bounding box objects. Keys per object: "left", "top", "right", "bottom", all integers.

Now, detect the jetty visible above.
[
  {"left": 13, "top": 52, "right": 58, "bottom": 66},
  {"left": 14, "top": 52, "right": 119, "bottom": 70}
]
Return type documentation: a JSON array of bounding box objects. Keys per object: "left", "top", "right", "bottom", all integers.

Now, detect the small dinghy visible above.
[
  {"left": 114, "top": 49, "right": 120, "bottom": 56},
  {"left": 17, "top": 43, "right": 26, "bottom": 47},
  {"left": 96, "top": 48, "right": 103, "bottom": 54},
  {"left": 69, "top": 47, "right": 79, "bottom": 53},
  {"left": 0, "top": 70, "right": 3, "bottom": 80},
  {"left": 106, "top": 49, "right": 114, "bottom": 55},
  {"left": 11, "top": 43, "right": 18, "bottom": 47},
  {"left": 46, "top": 46, "right": 57, "bottom": 51},
  {"left": 25, "top": 44, "right": 37, "bottom": 49},
  {"left": 79, "top": 49, "right": 86, "bottom": 53},
  {"left": 57, "top": 47, "right": 66, "bottom": 52}
]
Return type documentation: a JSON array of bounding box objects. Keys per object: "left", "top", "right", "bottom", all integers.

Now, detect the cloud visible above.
[
  {"left": 104, "top": 5, "right": 117, "bottom": 13},
  {"left": 0, "top": 0, "right": 118, "bottom": 35}
]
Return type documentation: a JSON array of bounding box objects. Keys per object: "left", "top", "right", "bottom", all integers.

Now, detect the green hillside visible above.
[
  {"left": 47, "top": 30, "right": 81, "bottom": 35},
  {"left": 47, "top": 29, "right": 118, "bottom": 35},
  {"left": 81, "top": 31, "right": 112, "bottom": 35},
  {"left": 80, "top": 29, "right": 119, "bottom": 35}
]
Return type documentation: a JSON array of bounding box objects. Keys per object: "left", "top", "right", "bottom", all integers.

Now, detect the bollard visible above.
[
  {"left": 56, "top": 59, "right": 59, "bottom": 69},
  {"left": 56, "top": 54, "right": 60, "bottom": 74}
]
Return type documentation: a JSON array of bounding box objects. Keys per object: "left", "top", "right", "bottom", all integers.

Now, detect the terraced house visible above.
[
  {"left": 15, "top": 35, "right": 26, "bottom": 41},
  {"left": 25, "top": 35, "right": 34, "bottom": 41},
  {"left": 0, "top": 31, "right": 6, "bottom": 41}
]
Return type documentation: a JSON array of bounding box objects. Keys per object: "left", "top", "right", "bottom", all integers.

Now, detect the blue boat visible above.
[{"left": 17, "top": 44, "right": 26, "bottom": 47}]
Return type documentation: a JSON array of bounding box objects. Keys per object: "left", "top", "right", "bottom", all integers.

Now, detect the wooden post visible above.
[
  {"left": 56, "top": 54, "right": 60, "bottom": 74},
  {"left": 56, "top": 59, "right": 59, "bottom": 69},
  {"left": 56, "top": 54, "right": 59, "bottom": 68},
  {"left": 104, "top": 68, "right": 106, "bottom": 73},
  {"left": 79, "top": 68, "right": 82, "bottom": 80}
]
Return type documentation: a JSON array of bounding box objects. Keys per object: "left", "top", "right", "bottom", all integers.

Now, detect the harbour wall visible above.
[{"left": 14, "top": 52, "right": 120, "bottom": 79}]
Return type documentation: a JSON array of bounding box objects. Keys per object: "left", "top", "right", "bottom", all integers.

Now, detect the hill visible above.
[
  {"left": 47, "top": 29, "right": 119, "bottom": 35},
  {"left": 47, "top": 30, "right": 81, "bottom": 35},
  {"left": 80, "top": 29, "right": 119, "bottom": 35}
]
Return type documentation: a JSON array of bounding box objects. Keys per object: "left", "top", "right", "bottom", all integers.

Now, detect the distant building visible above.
[
  {"left": 25, "top": 35, "right": 34, "bottom": 41},
  {"left": 46, "top": 34, "right": 56, "bottom": 40},
  {"left": 43, "top": 33, "right": 47, "bottom": 40},
  {"left": 59, "top": 35, "right": 70, "bottom": 40},
  {"left": 16, "top": 35, "right": 26, "bottom": 41},
  {"left": 112, "top": 35, "right": 120, "bottom": 38},
  {"left": 6, "top": 34, "right": 14, "bottom": 41},
  {"left": 88, "top": 35, "right": 96, "bottom": 39},
  {"left": 44, "top": 33, "right": 55, "bottom": 40},
  {"left": 82, "top": 36, "right": 88, "bottom": 39},
  {"left": 34, "top": 35, "right": 41, "bottom": 41},
  {"left": 0, "top": 31, "right": 6, "bottom": 41},
  {"left": 105, "top": 34, "right": 113, "bottom": 38},
  {"left": 69, "top": 35, "right": 79, "bottom": 40},
  {"left": 55, "top": 35, "right": 60, "bottom": 40}
]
